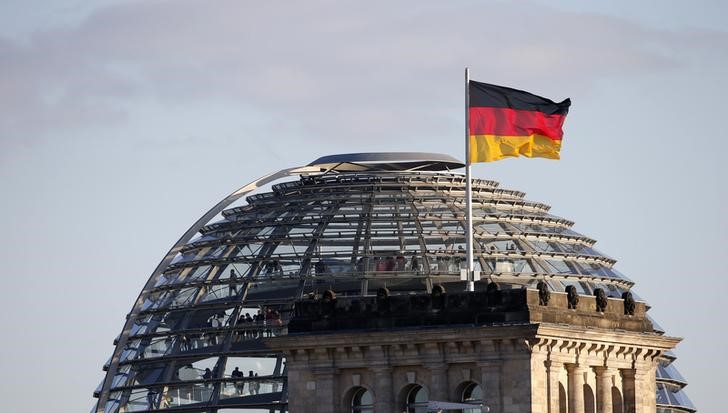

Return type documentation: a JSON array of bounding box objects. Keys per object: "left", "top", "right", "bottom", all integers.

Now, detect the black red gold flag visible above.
[{"left": 468, "top": 81, "right": 571, "bottom": 163}]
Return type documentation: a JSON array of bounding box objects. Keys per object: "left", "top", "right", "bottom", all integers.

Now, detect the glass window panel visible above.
[
  {"left": 169, "top": 287, "right": 199, "bottom": 308},
  {"left": 352, "top": 387, "right": 374, "bottom": 413},
  {"left": 130, "top": 363, "right": 166, "bottom": 386},
  {"left": 479, "top": 222, "right": 508, "bottom": 234},
  {"left": 544, "top": 259, "right": 576, "bottom": 275},
  {"left": 671, "top": 389, "right": 695, "bottom": 408},
  {"left": 175, "top": 358, "right": 219, "bottom": 381},
  {"left": 141, "top": 291, "right": 167, "bottom": 311},
  {"left": 199, "top": 284, "right": 234, "bottom": 303},
  {"left": 187, "top": 265, "right": 214, "bottom": 282},
  {"left": 104, "top": 392, "right": 121, "bottom": 413},
  {"left": 110, "top": 366, "right": 131, "bottom": 388},
  {"left": 406, "top": 385, "right": 429, "bottom": 413},
  {"left": 138, "top": 336, "right": 177, "bottom": 359},
  {"left": 119, "top": 340, "right": 140, "bottom": 363},
  {"left": 154, "top": 383, "right": 216, "bottom": 410},
  {"left": 560, "top": 280, "right": 589, "bottom": 295},
  {"left": 462, "top": 382, "right": 483, "bottom": 413},
  {"left": 218, "top": 377, "right": 283, "bottom": 401},
  {"left": 658, "top": 363, "right": 686, "bottom": 383}
]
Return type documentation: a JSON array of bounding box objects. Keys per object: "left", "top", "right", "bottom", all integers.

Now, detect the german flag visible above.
[{"left": 468, "top": 81, "right": 570, "bottom": 163}]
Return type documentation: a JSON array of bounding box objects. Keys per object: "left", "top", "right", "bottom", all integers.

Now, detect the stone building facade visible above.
[{"left": 270, "top": 288, "right": 679, "bottom": 413}]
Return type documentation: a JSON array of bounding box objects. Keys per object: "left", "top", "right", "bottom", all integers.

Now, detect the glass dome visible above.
[{"left": 92, "top": 153, "right": 693, "bottom": 412}]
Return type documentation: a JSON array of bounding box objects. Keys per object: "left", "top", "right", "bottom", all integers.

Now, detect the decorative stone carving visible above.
[
  {"left": 377, "top": 287, "right": 390, "bottom": 301},
  {"left": 486, "top": 281, "right": 502, "bottom": 305},
  {"left": 321, "top": 289, "right": 337, "bottom": 316},
  {"left": 566, "top": 285, "right": 579, "bottom": 309},
  {"left": 431, "top": 284, "right": 446, "bottom": 310},
  {"left": 376, "top": 287, "right": 390, "bottom": 314},
  {"left": 622, "top": 291, "right": 636, "bottom": 316},
  {"left": 594, "top": 288, "right": 608, "bottom": 312},
  {"left": 537, "top": 281, "right": 550, "bottom": 306},
  {"left": 323, "top": 289, "right": 336, "bottom": 302}
]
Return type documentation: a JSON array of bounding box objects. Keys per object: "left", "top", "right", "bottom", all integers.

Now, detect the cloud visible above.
[{"left": 0, "top": 0, "right": 721, "bottom": 145}]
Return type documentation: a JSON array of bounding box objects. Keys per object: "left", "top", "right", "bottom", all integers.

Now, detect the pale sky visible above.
[{"left": 0, "top": 1, "right": 725, "bottom": 411}]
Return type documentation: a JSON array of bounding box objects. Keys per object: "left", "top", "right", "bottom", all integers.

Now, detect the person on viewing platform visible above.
[
  {"left": 314, "top": 260, "right": 326, "bottom": 274},
  {"left": 244, "top": 313, "right": 255, "bottom": 338},
  {"left": 146, "top": 388, "right": 157, "bottom": 409},
  {"left": 265, "top": 308, "right": 278, "bottom": 336},
  {"left": 216, "top": 311, "right": 226, "bottom": 326},
  {"left": 203, "top": 368, "right": 213, "bottom": 387},
  {"left": 232, "top": 367, "right": 245, "bottom": 394},
  {"left": 234, "top": 312, "right": 249, "bottom": 340},
  {"left": 180, "top": 334, "right": 190, "bottom": 351},
  {"left": 267, "top": 260, "right": 283, "bottom": 276},
  {"left": 159, "top": 394, "right": 172, "bottom": 408},
  {"left": 396, "top": 255, "right": 406, "bottom": 271},
  {"left": 252, "top": 373, "right": 260, "bottom": 394},
  {"left": 385, "top": 256, "right": 395, "bottom": 271},
  {"left": 228, "top": 269, "right": 238, "bottom": 296},
  {"left": 247, "top": 370, "right": 256, "bottom": 395},
  {"left": 356, "top": 256, "right": 367, "bottom": 272},
  {"left": 410, "top": 255, "right": 419, "bottom": 272},
  {"left": 249, "top": 371, "right": 259, "bottom": 395},
  {"left": 375, "top": 256, "right": 385, "bottom": 271}
]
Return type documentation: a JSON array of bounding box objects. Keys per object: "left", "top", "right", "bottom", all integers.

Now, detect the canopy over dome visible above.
[{"left": 307, "top": 152, "right": 464, "bottom": 172}]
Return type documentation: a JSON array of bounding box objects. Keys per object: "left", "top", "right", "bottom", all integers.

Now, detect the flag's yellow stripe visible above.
[{"left": 469, "top": 134, "right": 562, "bottom": 163}]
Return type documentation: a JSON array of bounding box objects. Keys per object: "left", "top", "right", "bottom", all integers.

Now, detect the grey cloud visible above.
[{"left": 0, "top": 0, "right": 715, "bottom": 145}]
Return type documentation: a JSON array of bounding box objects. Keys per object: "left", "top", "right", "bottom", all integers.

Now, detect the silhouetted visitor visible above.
[
  {"left": 180, "top": 334, "right": 190, "bottom": 351},
  {"left": 251, "top": 372, "right": 260, "bottom": 395},
  {"left": 410, "top": 255, "right": 419, "bottom": 272},
  {"left": 203, "top": 368, "right": 213, "bottom": 387},
  {"left": 228, "top": 269, "right": 238, "bottom": 296},
  {"left": 396, "top": 255, "right": 406, "bottom": 271},
  {"left": 356, "top": 256, "right": 366, "bottom": 272},
  {"left": 267, "top": 260, "right": 283, "bottom": 276},
  {"left": 315, "top": 261, "right": 326, "bottom": 274},
  {"left": 382, "top": 256, "right": 393, "bottom": 271},
  {"left": 232, "top": 367, "right": 244, "bottom": 394},
  {"left": 147, "top": 388, "right": 157, "bottom": 409}
]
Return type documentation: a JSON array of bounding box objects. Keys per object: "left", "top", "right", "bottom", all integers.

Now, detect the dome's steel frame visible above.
[{"left": 93, "top": 153, "right": 692, "bottom": 413}]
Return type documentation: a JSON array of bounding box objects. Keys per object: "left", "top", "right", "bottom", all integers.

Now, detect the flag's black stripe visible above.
[{"left": 469, "top": 80, "right": 571, "bottom": 116}]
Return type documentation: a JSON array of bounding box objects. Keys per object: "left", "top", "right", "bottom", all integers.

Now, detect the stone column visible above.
[
  {"left": 479, "top": 362, "right": 503, "bottom": 413},
  {"left": 594, "top": 367, "right": 614, "bottom": 413},
  {"left": 313, "top": 368, "right": 336, "bottom": 413},
  {"left": 566, "top": 364, "right": 585, "bottom": 413},
  {"left": 372, "top": 367, "right": 394, "bottom": 413},
  {"left": 546, "top": 361, "right": 563, "bottom": 413},
  {"left": 621, "top": 369, "right": 636, "bottom": 413},
  {"left": 633, "top": 363, "right": 657, "bottom": 413},
  {"left": 428, "top": 363, "right": 449, "bottom": 402},
  {"left": 530, "top": 354, "right": 549, "bottom": 413}
]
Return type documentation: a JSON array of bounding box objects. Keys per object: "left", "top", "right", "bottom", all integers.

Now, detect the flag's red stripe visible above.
[{"left": 469, "top": 107, "right": 566, "bottom": 140}]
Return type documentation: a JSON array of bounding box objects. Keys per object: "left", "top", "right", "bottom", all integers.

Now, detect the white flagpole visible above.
[{"left": 465, "top": 67, "right": 475, "bottom": 292}]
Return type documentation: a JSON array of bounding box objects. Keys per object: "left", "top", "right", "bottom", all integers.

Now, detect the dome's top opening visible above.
[{"left": 308, "top": 152, "right": 464, "bottom": 172}]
